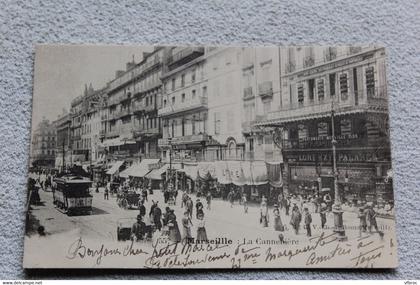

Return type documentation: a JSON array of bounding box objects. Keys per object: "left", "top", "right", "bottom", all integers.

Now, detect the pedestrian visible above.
[
  {"left": 277, "top": 193, "right": 284, "bottom": 210},
  {"left": 320, "top": 203, "right": 327, "bottom": 229},
  {"left": 285, "top": 196, "right": 291, "bottom": 216},
  {"left": 167, "top": 209, "right": 181, "bottom": 243},
  {"left": 358, "top": 207, "right": 367, "bottom": 237},
  {"left": 186, "top": 197, "right": 193, "bottom": 219},
  {"left": 173, "top": 189, "right": 178, "bottom": 205},
  {"left": 196, "top": 199, "right": 204, "bottom": 219},
  {"left": 182, "top": 192, "right": 188, "bottom": 208},
  {"left": 365, "top": 204, "right": 383, "bottom": 237},
  {"left": 181, "top": 211, "right": 193, "bottom": 243},
  {"left": 131, "top": 215, "right": 146, "bottom": 241},
  {"left": 139, "top": 200, "right": 146, "bottom": 218},
  {"left": 104, "top": 186, "right": 109, "bottom": 200},
  {"left": 206, "top": 191, "right": 212, "bottom": 210},
  {"left": 241, "top": 193, "right": 248, "bottom": 214},
  {"left": 152, "top": 201, "right": 162, "bottom": 232},
  {"left": 273, "top": 204, "right": 284, "bottom": 232},
  {"left": 164, "top": 190, "right": 169, "bottom": 204},
  {"left": 303, "top": 207, "right": 312, "bottom": 237},
  {"left": 324, "top": 193, "right": 332, "bottom": 212},
  {"left": 142, "top": 188, "right": 148, "bottom": 202},
  {"left": 290, "top": 206, "right": 302, "bottom": 235},
  {"left": 196, "top": 213, "right": 208, "bottom": 242},
  {"left": 227, "top": 190, "right": 234, "bottom": 208},
  {"left": 260, "top": 199, "right": 269, "bottom": 227}
]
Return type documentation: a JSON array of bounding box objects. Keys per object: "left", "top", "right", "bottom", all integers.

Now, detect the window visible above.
[
  {"left": 181, "top": 93, "right": 185, "bottom": 103},
  {"left": 214, "top": 112, "right": 221, "bottom": 134},
  {"left": 318, "top": 122, "right": 328, "bottom": 137},
  {"left": 146, "top": 97, "right": 149, "bottom": 106},
  {"left": 191, "top": 70, "right": 196, "bottom": 83},
  {"left": 329, "top": 73, "right": 336, "bottom": 97},
  {"left": 202, "top": 86, "right": 207, "bottom": 97},
  {"left": 192, "top": 89, "right": 196, "bottom": 100},
  {"left": 172, "top": 97, "right": 175, "bottom": 105},
  {"left": 298, "top": 124, "right": 308, "bottom": 139},
  {"left": 163, "top": 99, "right": 167, "bottom": 107},
  {"left": 192, "top": 115, "right": 196, "bottom": 134},
  {"left": 339, "top": 73, "right": 348, "bottom": 100},
  {"left": 308, "top": 79, "right": 315, "bottom": 101},
  {"left": 297, "top": 84, "right": 304, "bottom": 104},
  {"left": 181, "top": 74, "right": 185, "bottom": 87},
  {"left": 171, "top": 78, "right": 175, "bottom": 91},
  {"left": 340, "top": 119, "right": 352, "bottom": 136},
  {"left": 365, "top": 66, "right": 375, "bottom": 97},
  {"left": 249, "top": 138, "right": 254, "bottom": 152},
  {"left": 317, "top": 79, "right": 325, "bottom": 101}
]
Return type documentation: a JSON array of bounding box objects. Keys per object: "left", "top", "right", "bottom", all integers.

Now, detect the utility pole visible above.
[{"left": 331, "top": 100, "right": 347, "bottom": 241}]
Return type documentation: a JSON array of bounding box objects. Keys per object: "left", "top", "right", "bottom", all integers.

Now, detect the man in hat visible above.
[
  {"left": 285, "top": 196, "right": 291, "bottom": 216},
  {"left": 131, "top": 215, "right": 146, "bottom": 241},
  {"left": 139, "top": 200, "right": 146, "bottom": 218},
  {"left": 303, "top": 207, "right": 312, "bottom": 237},
  {"left": 186, "top": 196, "right": 194, "bottom": 219},
  {"left": 196, "top": 199, "right": 204, "bottom": 219},
  {"left": 152, "top": 201, "right": 162, "bottom": 232}
]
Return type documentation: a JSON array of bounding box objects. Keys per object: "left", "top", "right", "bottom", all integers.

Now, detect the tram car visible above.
[{"left": 53, "top": 174, "right": 93, "bottom": 216}]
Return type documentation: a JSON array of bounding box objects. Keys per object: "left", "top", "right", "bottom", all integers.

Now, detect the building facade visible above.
[
  {"left": 158, "top": 47, "right": 208, "bottom": 162},
  {"left": 258, "top": 46, "right": 392, "bottom": 203},
  {"left": 30, "top": 118, "right": 56, "bottom": 169},
  {"left": 53, "top": 111, "right": 71, "bottom": 171}
]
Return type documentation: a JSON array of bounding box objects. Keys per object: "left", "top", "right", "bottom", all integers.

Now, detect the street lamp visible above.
[{"left": 331, "top": 100, "right": 347, "bottom": 241}]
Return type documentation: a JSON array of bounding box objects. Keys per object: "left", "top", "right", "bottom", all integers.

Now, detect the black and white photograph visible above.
[{"left": 23, "top": 45, "right": 397, "bottom": 269}]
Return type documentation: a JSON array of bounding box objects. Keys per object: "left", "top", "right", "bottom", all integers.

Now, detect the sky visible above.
[{"left": 31, "top": 45, "right": 153, "bottom": 130}]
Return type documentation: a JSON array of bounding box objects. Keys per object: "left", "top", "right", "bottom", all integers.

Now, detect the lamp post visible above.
[{"left": 331, "top": 101, "right": 347, "bottom": 241}]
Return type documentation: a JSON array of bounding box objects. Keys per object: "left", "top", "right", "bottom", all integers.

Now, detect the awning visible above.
[
  {"left": 214, "top": 161, "right": 268, "bottom": 186},
  {"left": 145, "top": 164, "right": 168, "bottom": 180},
  {"left": 106, "top": 161, "right": 124, "bottom": 175},
  {"left": 119, "top": 168, "right": 131, "bottom": 178},
  {"left": 102, "top": 137, "right": 137, "bottom": 148},
  {"left": 266, "top": 161, "right": 283, "bottom": 187},
  {"left": 127, "top": 159, "right": 160, "bottom": 178}
]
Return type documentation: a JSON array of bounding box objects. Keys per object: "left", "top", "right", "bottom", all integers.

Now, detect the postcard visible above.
[{"left": 24, "top": 45, "right": 397, "bottom": 268}]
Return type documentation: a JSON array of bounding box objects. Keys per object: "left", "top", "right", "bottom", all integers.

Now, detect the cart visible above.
[{"left": 116, "top": 217, "right": 155, "bottom": 241}]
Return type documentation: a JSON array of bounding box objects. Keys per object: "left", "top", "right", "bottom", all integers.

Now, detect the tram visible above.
[{"left": 53, "top": 170, "right": 93, "bottom": 216}]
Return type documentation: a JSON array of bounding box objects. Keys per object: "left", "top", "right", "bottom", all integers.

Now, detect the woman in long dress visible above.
[
  {"left": 167, "top": 209, "right": 181, "bottom": 243},
  {"left": 196, "top": 213, "right": 208, "bottom": 242},
  {"left": 273, "top": 204, "right": 284, "bottom": 231},
  {"left": 182, "top": 211, "right": 193, "bottom": 243},
  {"left": 260, "top": 198, "right": 269, "bottom": 227}
]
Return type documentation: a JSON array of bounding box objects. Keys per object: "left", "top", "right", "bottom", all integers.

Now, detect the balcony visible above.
[
  {"left": 99, "top": 130, "right": 106, "bottom": 138},
  {"left": 132, "top": 127, "right": 160, "bottom": 138},
  {"left": 166, "top": 47, "right": 205, "bottom": 67},
  {"left": 105, "top": 129, "right": 119, "bottom": 138},
  {"left": 158, "top": 96, "right": 208, "bottom": 117},
  {"left": 101, "top": 114, "right": 108, "bottom": 121},
  {"left": 158, "top": 134, "right": 208, "bottom": 147},
  {"left": 258, "top": 81, "right": 273, "bottom": 98},
  {"left": 116, "top": 108, "right": 131, "bottom": 118},
  {"left": 243, "top": 87, "right": 254, "bottom": 100},
  {"left": 108, "top": 112, "right": 119, "bottom": 121},
  {"left": 72, "top": 134, "right": 81, "bottom": 140},
  {"left": 120, "top": 92, "right": 132, "bottom": 103}
]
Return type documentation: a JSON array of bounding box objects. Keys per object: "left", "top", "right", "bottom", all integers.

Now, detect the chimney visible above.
[{"left": 126, "top": 54, "right": 136, "bottom": 70}]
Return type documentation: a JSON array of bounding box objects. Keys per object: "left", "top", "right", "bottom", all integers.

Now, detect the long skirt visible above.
[
  {"left": 274, "top": 216, "right": 284, "bottom": 231},
  {"left": 183, "top": 226, "right": 192, "bottom": 240},
  {"left": 196, "top": 227, "right": 208, "bottom": 241},
  {"left": 169, "top": 225, "right": 181, "bottom": 243}
]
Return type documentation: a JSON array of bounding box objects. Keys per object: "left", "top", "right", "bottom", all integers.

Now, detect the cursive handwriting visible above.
[{"left": 66, "top": 237, "right": 148, "bottom": 265}]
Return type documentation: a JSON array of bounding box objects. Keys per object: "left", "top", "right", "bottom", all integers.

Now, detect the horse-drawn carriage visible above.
[{"left": 117, "top": 190, "right": 141, "bottom": 209}]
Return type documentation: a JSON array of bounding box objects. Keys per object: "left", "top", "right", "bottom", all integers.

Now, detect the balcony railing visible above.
[
  {"left": 99, "top": 130, "right": 106, "bottom": 137},
  {"left": 158, "top": 134, "right": 208, "bottom": 147},
  {"left": 120, "top": 92, "right": 132, "bottom": 103},
  {"left": 116, "top": 108, "right": 131, "bottom": 118},
  {"left": 243, "top": 87, "right": 254, "bottom": 100},
  {"left": 105, "top": 129, "right": 119, "bottom": 138},
  {"left": 258, "top": 81, "right": 273, "bottom": 98},
  {"left": 166, "top": 47, "right": 205, "bottom": 66},
  {"left": 133, "top": 127, "right": 160, "bottom": 138},
  {"left": 158, "top": 96, "right": 208, "bottom": 117}
]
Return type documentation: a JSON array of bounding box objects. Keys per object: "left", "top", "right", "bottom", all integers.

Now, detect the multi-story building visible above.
[
  {"left": 241, "top": 47, "right": 283, "bottom": 163},
  {"left": 53, "top": 111, "right": 71, "bottom": 171},
  {"left": 204, "top": 47, "right": 245, "bottom": 161},
  {"left": 257, "top": 46, "right": 392, "bottom": 203},
  {"left": 158, "top": 47, "right": 208, "bottom": 162},
  {"left": 103, "top": 48, "right": 164, "bottom": 163},
  {"left": 70, "top": 84, "right": 105, "bottom": 165},
  {"left": 30, "top": 118, "right": 56, "bottom": 169},
  {"left": 131, "top": 47, "right": 165, "bottom": 159}
]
